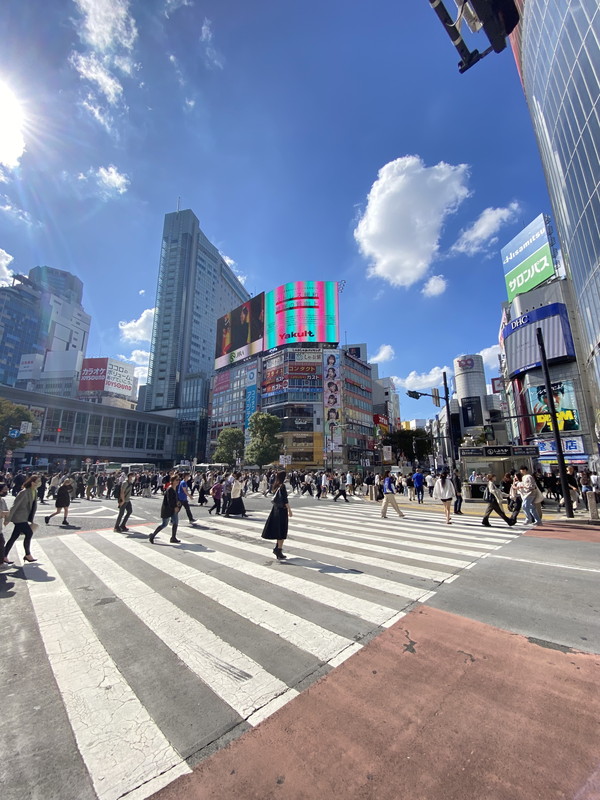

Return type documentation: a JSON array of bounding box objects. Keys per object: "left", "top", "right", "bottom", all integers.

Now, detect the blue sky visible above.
[{"left": 0, "top": 0, "right": 551, "bottom": 419}]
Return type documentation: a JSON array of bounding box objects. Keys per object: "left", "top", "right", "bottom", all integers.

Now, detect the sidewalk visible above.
[{"left": 152, "top": 517, "right": 600, "bottom": 800}]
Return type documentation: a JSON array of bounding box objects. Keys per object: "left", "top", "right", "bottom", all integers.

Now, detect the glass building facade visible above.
[{"left": 512, "top": 1, "right": 600, "bottom": 429}]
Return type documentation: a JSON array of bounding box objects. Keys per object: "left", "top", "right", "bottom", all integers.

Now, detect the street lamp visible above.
[{"left": 406, "top": 371, "right": 456, "bottom": 470}]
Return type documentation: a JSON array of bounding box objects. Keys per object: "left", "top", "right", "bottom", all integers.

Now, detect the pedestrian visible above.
[
  {"left": 481, "top": 474, "right": 517, "bottom": 527},
  {"left": 453, "top": 470, "right": 463, "bottom": 514},
  {"left": 0, "top": 481, "right": 11, "bottom": 565},
  {"left": 406, "top": 473, "right": 415, "bottom": 501},
  {"left": 177, "top": 472, "right": 196, "bottom": 523},
  {"left": 333, "top": 473, "right": 350, "bottom": 502},
  {"left": 226, "top": 472, "right": 249, "bottom": 517},
  {"left": 345, "top": 470, "right": 354, "bottom": 495},
  {"left": 433, "top": 471, "right": 456, "bottom": 524},
  {"left": 149, "top": 475, "right": 181, "bottom": 544},
  {"left": 300, "top": 472, "right": 314, "bottom": 496},
  {"left": 261, "top": 470, "right": 292, "bottom": 560},
  {"left": 37, "top": 474, "right": 48, "bottom": 504},
  {"left": 45, "top": 478, "right": 73, "bottom": 526},
  {"left": 380, "top": 470, "right": 405, "bottom": 519},
  {"left": 85, "top": 472, "right": 96, "bottom": 500},
  {"left": 413, "top": 468, "right": 425, "bottom": 504},
  {"left": 515, "top": 465, "right": 543, "bottom": 526},
  {"left": 221, "top": 476, "right": 232, "bottom": 516},
  {"left": 114, "top": 473, "right": 135, "bottom": 532},
  {"left": 425, "top": 472, "right": 435, "bottom": 497},
  {"left": 208, "top": 479, "right": 224, "bottom": 515},
  {"left": 48, "top": 472, "right": 60, "bottom": 500},
  {"left": 5, "top": 474, "right": 41, "bottom": 563},
  {"left": 565, "top": 466, "right": 581, "bottom": 510},
  {"left": 76, "top": 473, "right": 85, "bottom": 499}
]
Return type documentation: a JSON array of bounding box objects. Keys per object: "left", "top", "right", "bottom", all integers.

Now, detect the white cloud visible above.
[
  {"left": 0, "top": 81, "right": 26, "bottom": 170},
  {"left": 421, "top": 275, "right": 447, "bottom": 297},
  {"left": 164, "top": 0, "right": 193, "bottom": 18},
  {"left": 184, "top": 97, "right": 195, "bottom": 110},
  {"left": 73, "top": 0, "right": 138, "bottom": 53},
  {"left": 200, "top": 18, "right": 224, "bottom": 69},
  {"left": 0, "top": 248, "right": 14, "bottom": 285},
  {"left": 138, "top": 288, "right": 145, "bottom": 295},
  {"left": 81, "top": 95, "right": 114, "bottom": 133},
  {"left": 70, "top": 52, "right": 123, "bottom": 105},
  {"left": 117, "top": 348, "right": 149, "bottom": 383},
  {"left": 169, "top": 53, "right": 185, "bottom": 87},
  {"left": 479, "top": 344, "right": 502, "bottom": 369},
  {"left": 354, "top": 155, "right": 470, "bottom": 289},
  {"left": 452, "top": 201, "right": 521, "bottom": 256},
  {"left": 118, "top": 308, "right": 155, "bottom": 342},
  {"left": 392, "top": 366, "right": 451, "bottom": 391},
  {"left": 97, "top": 164, "right": 129, "bottom": 194},
  {"left": 370, "top": 344, "right": 395, "bottom": 364},
  {"left": 0, "top": 196, "right": 36, "bottom": 226},
  {"left": 220, "top": 252, "right": 246, "bottom": 284}
]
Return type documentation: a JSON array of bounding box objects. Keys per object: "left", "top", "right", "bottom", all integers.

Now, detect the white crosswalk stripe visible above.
[{"left": 5, "top": 499, "right": 518, "bottom": 800}]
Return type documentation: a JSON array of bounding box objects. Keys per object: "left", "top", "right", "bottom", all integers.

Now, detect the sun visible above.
[{"left": 0, "top": 81, "right": 26, "bottom": 169}]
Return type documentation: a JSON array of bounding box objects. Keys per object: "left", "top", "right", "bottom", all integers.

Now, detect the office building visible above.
[
  {"left": 144, "top": 209, "right": 250, "bottom": 459},
  {"left": 208, "top": 281, "right": 378, "bottom": 470},
  {"left": 511, "top": 1, "right": 600, "bottom": 432}
]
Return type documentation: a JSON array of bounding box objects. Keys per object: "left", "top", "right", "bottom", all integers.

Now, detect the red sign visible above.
[
  {"left": 288, "top": 364, "right": 317, "bottom": 375},
  {"left": 373, "top": 414, "right": 389, "bottom": 427},
  {"left": 79, "top": 358, "right": 108, "bottom": 391}
]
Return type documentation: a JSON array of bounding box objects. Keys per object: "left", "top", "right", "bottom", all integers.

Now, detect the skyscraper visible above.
[
  {"left": 145, "top": 209, "right": 250, "bottom": 459},
  {"left": 511, "top": 1, "right": 600, "bottom": 431}
]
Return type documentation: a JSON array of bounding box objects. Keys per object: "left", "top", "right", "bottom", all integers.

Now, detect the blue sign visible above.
[{"left": 8, "top": 429, "right": 20, "bottom": 438}]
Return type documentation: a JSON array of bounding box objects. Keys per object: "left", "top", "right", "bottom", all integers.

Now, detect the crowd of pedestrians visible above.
[{"left": 1, "top": 461, "right": 598, "bottom": 568}]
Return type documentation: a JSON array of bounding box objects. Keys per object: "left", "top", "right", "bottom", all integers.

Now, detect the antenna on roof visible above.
[{"left": 176, "top": 196, "right": 181, "bottom": 213}]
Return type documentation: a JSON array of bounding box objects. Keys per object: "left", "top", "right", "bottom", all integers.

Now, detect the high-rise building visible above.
[
  {"left": 0, "top": 268, "right": 90, "bottom": 390},
  {"left": 511, "top": 1, "right": 600, "bottom": 433},
  {"left": 145, "top": 209, "right": 250, "bottom": 459}
]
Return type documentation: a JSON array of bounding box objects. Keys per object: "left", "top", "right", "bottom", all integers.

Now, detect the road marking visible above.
[
  {"left": 30, "top": 541, "right": 190, "bottom": 800},
  {"left": 104, "top": 531, "right": 356, "bottom": 662},
  {"left": 490, "top": 554, "right": 600, "bottom": 573},
  {"left": 61, "top": 535, "right": 295, "bottom": 720}
]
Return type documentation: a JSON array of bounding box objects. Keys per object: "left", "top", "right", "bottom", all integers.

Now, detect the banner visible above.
[
  {"left": 323, "top": 350, "right": 343, "bottom": 454},
  {"left": 215, "top": 293, "right": 265, "bottom": 370},
  {"left": 526, "top": 380, "right": 580, "bottom": 433},
  {"left": 501, "top": 214, "right": 555, "bottom": 302}
]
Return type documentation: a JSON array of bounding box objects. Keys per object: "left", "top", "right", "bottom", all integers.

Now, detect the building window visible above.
[
  {"left": 124, "top": 420, "right": 136, "bottom": 449},
  {"left": 113, "top": 418, "right": 125, "bottom": 448},
  {"left": 100, "top": 417, "right": 114, "bottom": 447},
  {"left": 86, "top": 415, "right": 102, "bottom": 447},
  {"left": 73, "top": 412, "right": 88, "bottom": 445}
]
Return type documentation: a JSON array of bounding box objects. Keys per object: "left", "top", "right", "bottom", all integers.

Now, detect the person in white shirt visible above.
[
  {"left": 345, "top": 471, "right": 354, "bottom": 495},
  {"left": 425, "top": 473, "right": 435, "bottom": 497},
  {"left": 433, "top": 471, "right": 456, "bottom": 524}
]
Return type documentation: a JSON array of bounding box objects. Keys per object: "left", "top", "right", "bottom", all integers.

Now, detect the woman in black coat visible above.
[
  {"left": 149, "top": 476, "right": 181, "bottom": 544},
  {"left": 261, "top": 470, "right": 292, "bottom": 560}
]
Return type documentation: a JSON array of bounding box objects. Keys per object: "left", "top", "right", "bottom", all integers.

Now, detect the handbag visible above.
[{"left": 483, "top": 487, "right": 492, "bottom": 502}]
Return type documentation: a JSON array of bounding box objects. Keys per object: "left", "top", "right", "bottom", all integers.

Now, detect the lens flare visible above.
[{"left": 0, "top": 81, "right": 26, "bottom": 169}]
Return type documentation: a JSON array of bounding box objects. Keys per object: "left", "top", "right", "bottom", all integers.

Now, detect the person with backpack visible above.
[
  {"left": 177, "top": 472, "right": 196, "bottom": 523},
  {"left": 149, "top": 475, "right": 181, "bottom": 544}
]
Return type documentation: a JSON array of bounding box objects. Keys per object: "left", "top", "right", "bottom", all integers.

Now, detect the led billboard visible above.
[
  {"left": 526, "top": 379, "right": 580, "bottom": 433},
  {"left": 264, "top": 281, "right": 339, "bottom": 350},
  {"left": 501, "top": 214, "right": 555, "bottom": 302},
  {"left": 214, "top": 293, "right": 265, "bottom": 370},
  {"left": 502, "top": 303, "right": 575, "bottom": 377},
  {"left": 79, "top": 358, "right": 135, "bottom": 397},
  {"left": 323, "top": 349, "right": 343, "bottom": 453}
]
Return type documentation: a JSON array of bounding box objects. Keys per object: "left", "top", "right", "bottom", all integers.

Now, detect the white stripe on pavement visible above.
[
  {"left": 61, "top": 535, "right": 295, "bottom": 720},
  {"left": 29, "top": 541, "right": 190, "bottom": 800},
  {"left": 104, "top": 530, "right": 357, "bottom": 662}
]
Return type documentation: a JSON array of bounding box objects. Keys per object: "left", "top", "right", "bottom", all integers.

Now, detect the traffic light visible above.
[
  {"left": 432, "top": 388, "right": 441, "bottom": 408},
  {"left": 467, "top": 0, "right": 520, "bottom": 53},
  {"left": 406, "top": 390, "right": 422, "bottom": 399}
]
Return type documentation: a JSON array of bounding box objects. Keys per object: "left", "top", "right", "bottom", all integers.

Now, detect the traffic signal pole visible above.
[{"left": 443, "top": 371, "right": 457, "bottom": 472}]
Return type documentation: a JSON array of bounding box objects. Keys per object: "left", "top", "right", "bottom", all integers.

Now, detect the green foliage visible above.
[
  {"left": 245, "top": 411, "right": 282, "bottom": 468},
  {"left": 212, "top": 427, "right": 245, "bottom": 465},
  {"left": 382, "top": 428, "right": 433, "bottom": 462},
  {"left": 0, "top": 399, "right": 35, "bottom": 456}
]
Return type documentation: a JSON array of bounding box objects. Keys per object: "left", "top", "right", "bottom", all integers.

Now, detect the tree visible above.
[
  {"left": 382, "top": 428, "right": 433, "bottom": 465},
  {"left": 0, "top": 399, "right": 35, "bottom": 457},
  {"left": 212, "top": 427, "right": 245, "bottom": 465},
  {"left": 244, "top": 412, "right": 282, "bottom": 468}
]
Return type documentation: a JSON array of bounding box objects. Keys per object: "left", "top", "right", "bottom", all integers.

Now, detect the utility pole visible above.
[
  {"left": 536, "top": 328, "right": 574, "bottom": 518},
  {"left": 443, "top": 371, "right": 457, "bottom": 472}
]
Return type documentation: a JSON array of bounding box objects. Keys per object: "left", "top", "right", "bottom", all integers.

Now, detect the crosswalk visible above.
[{"left": 1, "top": 500, "right": 520, "bottom": 800}]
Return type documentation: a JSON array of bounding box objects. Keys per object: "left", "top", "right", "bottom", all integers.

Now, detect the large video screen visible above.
[
  {"left": 501, "top": 214, "right": 555, "bottom": 302},
  {"left": 526, "top": 379, "right": 580, "bottom": 433},
  {"left": 503, "top": 303, "right": 575, "bottom": 377},
  {"left": 214, "top": 293, "right": 264, "bottom": 370},
  {"left": 264, "top": 281, "right": 339, "bottom": 350}
]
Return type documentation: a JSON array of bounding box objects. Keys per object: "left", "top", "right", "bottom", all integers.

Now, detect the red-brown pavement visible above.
[
  {"left": 152, "top": 604, "right": 600, "bottom": 800},
  {"left": 523, "top": 520, "right": 600, "bottom": 543}
]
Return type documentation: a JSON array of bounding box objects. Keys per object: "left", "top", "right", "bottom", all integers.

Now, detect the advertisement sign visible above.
[
  {"left": 382, "top": 445, "right": 393, "bottom": 463},
  {"left": 526, "top": 380, "right": 580, "bottom": 433},
  {"left": 26, "top": 406, "right": 45, "bottom": 438},
  {"left": 264, "top": 281, "right": 339, "bottom": 349},
  {"left": 532, "top": 437, "right": 585, "bottom": 456},
  {"left": 79, "top": 357, "right": 108, "bottom": 391},
  {"left": 323, "top": 349, "right": 343, "bottom": 454},
  {"left": 213, "top": 370, "right": 231, "bottom": 395},
  {"left": 287, "top": 364, "right": 318, "bottom": 375},
  {"left": 501, "top": 214, "right": 555, "bottom": 301},
  {"left": 105, "top": 359, "right": 134, "bottom": 397},
  {"left": 503, "top": 303, "right": 575, "bottom": 377},
  {"left": 288, "top": 349, "right": 323, "bottom": 363},
  {"left": 244, "top": 365, "right": 258, "bottom": 446},
  {"left": 491, "top": 377, "right": 504, "bottom": 394},
  {"left": 215, "top": 293, "right": 265, "bottom": 370},
  {"left": 461, "top": 396, "right": 484, "bottom": 427}
]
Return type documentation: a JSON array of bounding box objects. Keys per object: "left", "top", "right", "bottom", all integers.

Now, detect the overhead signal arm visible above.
[{"left": 428, "top": 0, "right": 520, "bottom": 74}]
